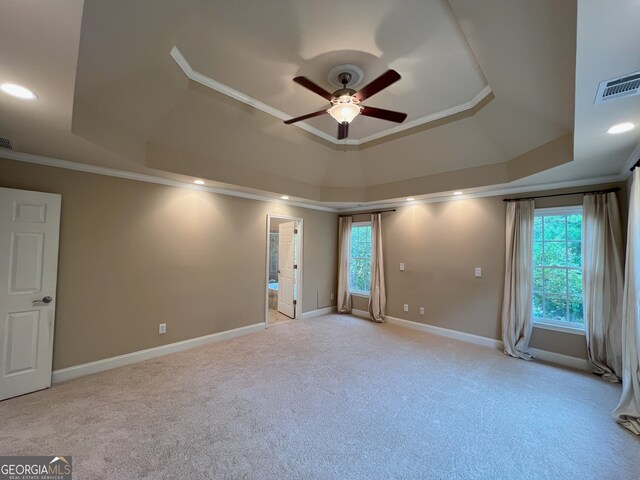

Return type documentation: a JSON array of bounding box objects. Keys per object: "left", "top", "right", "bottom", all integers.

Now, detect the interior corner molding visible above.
[
  {"left": 351, "top": 313, "right": 589, "bottom": 371},
  {"left": 0, "top": 149, "right": 338, "bottom": 213},
  {"left": 170, "top": 46, "right": 493, "bottom": 147},
  {"left": 52, "top": 322, "right": 265, "bottom": 383}
]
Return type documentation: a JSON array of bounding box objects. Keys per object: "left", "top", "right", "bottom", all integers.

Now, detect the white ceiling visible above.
[
  {"left": 177, "top": 0, "right": 489, "bottom": 142},
  {"left": 0, "top": 0, "right": 637, "bottom": 208}
]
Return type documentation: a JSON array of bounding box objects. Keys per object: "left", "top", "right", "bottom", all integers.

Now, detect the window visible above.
[
  {"left": 532, "top": 206, "right": 583, "bottom": 331},
  {"left": 350, "top": 222, "right": 372, "bottom": 295}
]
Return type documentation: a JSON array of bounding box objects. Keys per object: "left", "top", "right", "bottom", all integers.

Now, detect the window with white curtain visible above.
[
  {"left": 349, "top": 222, "right": 372, "bottom": 295},
  {"left": 532, "top": 206, "right": 584, "bottom": 331}
]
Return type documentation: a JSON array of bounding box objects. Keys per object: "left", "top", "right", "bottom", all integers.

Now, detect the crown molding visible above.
[
  {"left": 334, "top": 173, "right": 628, "bottom": 213},
  {"left": 0, "top": 149, "right": 338, "bottom": 212},
  {"left": 170, "top": 46, "right": 492, "bottom": 147},
  {"left": 355, "top": 86, "right": 493, "bottom": 144},
  {"left": 621, "top": 140, "right": 640, "bottom": 177},
  {"left": 1, "top": 149, "right": 627, "bottom": 214},
  {"left": 169, "top": 47, "right": 341, "bottom": 145}
]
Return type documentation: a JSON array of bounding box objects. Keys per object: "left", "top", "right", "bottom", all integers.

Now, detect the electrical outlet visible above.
[
  {"left": 159, "top": 323, "right": 167, "bottom": 334},
  {"left": 400, "top": 263, "right": 405, "bottom": 271},
  {"left": 475, "top": 267, "right": 482, "bottom": 278},
  {"left": 419, "top": 307, "right": 425, "bottom": 315},
  {"left": 403, "top": 304, "right": 409, "bottom": 312}
]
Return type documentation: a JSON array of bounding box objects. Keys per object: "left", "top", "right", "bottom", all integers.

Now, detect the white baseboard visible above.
[
  {"left": 530, "top": 347, "right": 591, "bottom": 371},
  {"left": 302, "top": 306, "right": 336, "bottom": 319},
  {"left": 52, "top": 322, "right": 265, "bottom": 383},
  {"left": 354, "top": 313, "right": 589, "bottom": 371},
  {"left": 385, "top": 315, "right": 503, "bottom": 350}
]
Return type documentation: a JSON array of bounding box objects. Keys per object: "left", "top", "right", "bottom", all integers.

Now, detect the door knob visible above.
[{"left": 33, "top": 296, "right": 53, "bottom": 305}]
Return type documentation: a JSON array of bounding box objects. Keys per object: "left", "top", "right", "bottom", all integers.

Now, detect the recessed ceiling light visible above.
[
  {"left": 453, "top": 191, "right": 463, "bottom": 196},
  {"left": 194, "top": 179, "right": 205, "bottom": 185},
  {"left": 281, "top": 195, "right": 290, "bottom": 200},
  {"left": 406, "top": 197, "right": 415, "bottom": 202},
  {"left": 607, "top": 122, "right": 635, "bottom": 134},
  {"left": 0, "top": 83, "right": 37, "bottom": 100}
]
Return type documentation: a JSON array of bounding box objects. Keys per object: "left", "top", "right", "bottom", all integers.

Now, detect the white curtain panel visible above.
[
  {"left": 583, "top": 192, "right": 624, "bottom": 381},
  {"left": 614, "top": 169, "right": 640, "bottom": 435},
  {"left": 368, "top": 213, "right": 387, "bottom": 323},
  {"left": 337, "top": 216, "right": 353, "bottom": 313},
  {"left": 501, "top": 200, "right": 535, "bottom": 360}
]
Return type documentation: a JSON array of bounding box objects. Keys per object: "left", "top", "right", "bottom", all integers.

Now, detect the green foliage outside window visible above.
[
  {"left": 532, "top": 212, "right": 583, "bottom": 326},
  {"left": 350, "top": 225, "right": 372, "bottom": 293}
]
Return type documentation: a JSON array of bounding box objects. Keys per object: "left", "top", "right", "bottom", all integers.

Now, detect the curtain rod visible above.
[
  {"left": 631, "top": 159, "right": 640, "bottom": 172},
  {"left": 503, "top": 187, "right": 620, "bottom": 202},
  {"left": 338, "top": 208, "right": 397, "bottom": 217}
]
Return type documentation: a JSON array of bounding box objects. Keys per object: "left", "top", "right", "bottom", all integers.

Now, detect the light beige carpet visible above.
[{"left": 1, "top": 314, "right": 638, "bottom": 479}]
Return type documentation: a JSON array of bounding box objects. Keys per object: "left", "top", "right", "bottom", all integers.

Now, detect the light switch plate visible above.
[
  {"left": 419, "top": 307, "right": 425, "bottom": 315},
  {"left": 475, "top": 267, "right": 482, "bottom": 278},
  {"left": 403, "top": 304, "right": 409, "bottom": 312},
  {"left": 400, "top": 263, "right": 405, "bottom": 271},
  {"left": 159, "top": 323, "right": 167, "bottom": 334}
]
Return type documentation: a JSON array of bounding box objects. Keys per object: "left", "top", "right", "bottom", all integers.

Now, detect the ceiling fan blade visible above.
[
  {"left": 293, "top": 77, "right": 334, "bottom": 101},
  {"left": 354, "top": 70, "right": 401, "bottom": 102},
  {"left": 283, "top": 109, "right": 328, "bottom": 125},
  {"left": 360, "top": 106, "right": 408, "bottom": 123},
  {"left": 337, "top": 122, "right": 349, "bottom": 140}
]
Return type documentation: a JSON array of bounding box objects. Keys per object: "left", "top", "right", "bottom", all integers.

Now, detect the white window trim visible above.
[
  {"left": 533, "top": 319, "right": 585, "bottom": 336},
  {"left": 532, "top": 205, "right": 585, "bottom": 332},
  {"left": 534, "top": 205, "right": 583, "bottom": 216},
  {"left": 350, "top": 221, "right": 372, "bottom": 297},
  {"left": 351, "top": 292, "right": 370, "bottom": 298}
]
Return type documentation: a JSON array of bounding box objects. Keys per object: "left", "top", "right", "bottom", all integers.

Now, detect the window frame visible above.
[
  {"left": 349, "top": 221, "right": 372, "bottom": 297},
  {"left": 532, "top": 205, "right": 585, "bottom": 335}
]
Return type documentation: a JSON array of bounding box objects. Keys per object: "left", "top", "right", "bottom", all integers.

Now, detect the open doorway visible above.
[{"left": 265, "top": 214, "right": 303, "bottom": 327}]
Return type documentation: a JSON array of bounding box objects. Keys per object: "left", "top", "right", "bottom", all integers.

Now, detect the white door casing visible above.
[
  {"left": 277, "top": 221, "right": 295, "bottom": 318},
  {"left": 0, "top": 187, "right": 61, "bottom": 401}
]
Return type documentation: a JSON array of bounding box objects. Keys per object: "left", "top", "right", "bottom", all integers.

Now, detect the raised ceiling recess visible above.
[
  {"left": 1, "top": 0, "right": 596, "bottom": 206},
  {"left": 171, "top": 46, "right": 492, "bottom": 146}
]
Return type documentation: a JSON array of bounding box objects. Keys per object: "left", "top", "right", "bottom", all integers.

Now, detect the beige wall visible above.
[
  {"left": 352, "top": 182, "right": 627, "bottom": 360},
  {"left": 0, "top": 158, "right": 338, "bottom": 370},
  {"left": 0, "top": 155, "right": 629, "bottom": 369}
]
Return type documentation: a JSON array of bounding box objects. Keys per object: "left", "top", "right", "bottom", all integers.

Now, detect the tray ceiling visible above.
[{"left": 2, "top": 0, "right": 635, "bottom": 206}]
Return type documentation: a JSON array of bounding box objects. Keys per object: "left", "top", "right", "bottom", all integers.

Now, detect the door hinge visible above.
[
  {"left": 294, "top": 228, "right": 298, "bottom": 234},
  {"left": 294, "top": 264, "right": 298, "bottom": 269},
  {"left": 293, "top": 300, "right": 297, "bottom": 305}
]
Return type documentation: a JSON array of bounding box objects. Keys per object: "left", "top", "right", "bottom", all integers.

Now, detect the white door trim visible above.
[{"left": 265, "top": 214, "right": 303, "bottom": 326}]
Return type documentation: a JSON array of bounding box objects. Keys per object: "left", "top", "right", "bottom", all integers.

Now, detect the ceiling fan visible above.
[{"left": 284, "top": 69, "right": 408, "bottom": 140}]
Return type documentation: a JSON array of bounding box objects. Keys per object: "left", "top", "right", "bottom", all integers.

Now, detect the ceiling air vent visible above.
[
  {"left": 595, "top": 71, "right": 640, "bottom": 104},
  {"left": 0, "top": 137, "right": 13, "bottom": 150}
]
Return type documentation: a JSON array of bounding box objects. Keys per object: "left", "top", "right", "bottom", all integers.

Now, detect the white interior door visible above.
[
  {"left": 0, "top": 187, "right": 61, "bottom": 401},
  {"left": 277, "top": 221, "right": 295, "bottom": 318}
]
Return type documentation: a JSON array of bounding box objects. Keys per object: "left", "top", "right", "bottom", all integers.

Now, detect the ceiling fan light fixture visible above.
[{"left": 328, "top": 98, "right": 361, "bottom": 124}]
